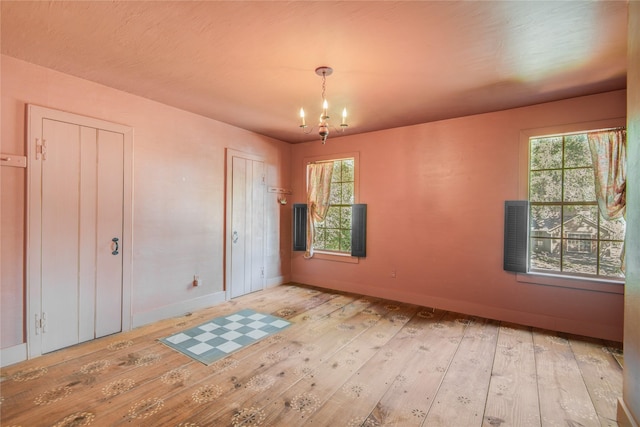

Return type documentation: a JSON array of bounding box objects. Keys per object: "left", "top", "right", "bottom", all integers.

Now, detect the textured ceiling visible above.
[{"left": 1, "top": 1, "right": 628, "bottom": 143}]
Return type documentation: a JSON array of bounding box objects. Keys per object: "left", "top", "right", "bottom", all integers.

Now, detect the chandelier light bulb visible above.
[{"left": 299, "top": 108, "right": 306, "bottom": 127}]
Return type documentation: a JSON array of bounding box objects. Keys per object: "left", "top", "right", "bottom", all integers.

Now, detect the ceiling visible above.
[{"left": 1, "top": 1, "right": 628, "bottom": 143}]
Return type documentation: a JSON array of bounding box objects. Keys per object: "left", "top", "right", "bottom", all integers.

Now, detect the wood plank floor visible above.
[{"left": 0, "top": 283, "right": 624, "bottom": 427}]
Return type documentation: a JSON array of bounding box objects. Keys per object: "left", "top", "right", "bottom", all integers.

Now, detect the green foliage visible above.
[
  {"left": 530, "top": 170, "right": 561, "bottom": 202},
  {"left": 530, "top": 136, "right": 562, "bottom": 170},
  {"left": 564, "top": 168, "right": 595, "bottom": 202},
  {"left": 564, "top": 134, "right": 591, "bottom": 167}
]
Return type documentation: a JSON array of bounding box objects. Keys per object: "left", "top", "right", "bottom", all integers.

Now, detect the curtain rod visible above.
[{"left": 308, "top": 158, "right": 351, "bottom": 165}]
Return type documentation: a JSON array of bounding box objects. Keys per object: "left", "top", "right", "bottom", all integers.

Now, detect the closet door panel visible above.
[
  {"left": 230, "top": 156, "right": 248, "bottom": 298},
  {"left": 95, "top": 129, "right": 124, "bottom": 338},
  {"left": 78, "top": 126, "right": 98, "bottom": 343},
  {"left": 41, "top": 119, "right": 81, "bottom": 353},
  {"left": 250, "top": 160, "right": 265, "bottom": 293}
]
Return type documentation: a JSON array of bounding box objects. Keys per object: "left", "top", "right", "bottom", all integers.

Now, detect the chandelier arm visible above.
[{"left": 328, "top": 124, "right": 348, "bottom": 133}]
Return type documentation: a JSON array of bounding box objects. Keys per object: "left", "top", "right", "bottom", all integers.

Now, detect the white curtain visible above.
[
  {"left": 304, "top": 162, "right": 334, "bottom": 258},
  {"left": 588, "top": 129, "right": 627, "bottom": 272}
]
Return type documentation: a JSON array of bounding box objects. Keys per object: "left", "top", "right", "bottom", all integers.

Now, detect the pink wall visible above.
[
  {"left": 1, "top": 55, "right": 292, "bottom": 351},
  {"left": 291, "top": 90, "right": 626, "bottom": 342}
]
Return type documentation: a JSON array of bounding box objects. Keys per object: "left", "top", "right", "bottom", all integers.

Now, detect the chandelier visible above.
[{"left": 299, "top": 66, "right": 348, "bottom": 144}]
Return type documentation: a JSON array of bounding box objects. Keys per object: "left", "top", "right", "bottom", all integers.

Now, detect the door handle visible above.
[
  {"left": 112, "top": 237, "right": 119, "bottom": 255},
  {"left": 232, "top": 231, "right": 239, "bottom": 244}
]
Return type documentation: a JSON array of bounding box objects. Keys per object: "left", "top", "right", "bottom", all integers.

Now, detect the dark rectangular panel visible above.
[
  {"left": 351, "top": 204, "right": 367, "bottom": 257},
  {"left": 293, "top": 203, "right": 307, "bottom": 251},
  {"left": 504, "top": 200, "right": 529, "bottom": 273}
]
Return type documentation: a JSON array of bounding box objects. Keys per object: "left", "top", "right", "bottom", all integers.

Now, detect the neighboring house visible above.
[{"left": 531, "top": 214, "right": 613, "bottom": 254}]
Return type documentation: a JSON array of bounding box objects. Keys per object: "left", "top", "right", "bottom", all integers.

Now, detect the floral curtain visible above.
[
  {"left": 304, "top": 162, "right": 334, "bottom": 258},
  {"left": 588, "top": 129, "right": 627, "bottom": 271}
]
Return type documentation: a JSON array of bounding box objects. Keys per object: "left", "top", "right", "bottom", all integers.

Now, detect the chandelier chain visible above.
[{"left": 321, "top": 73, "right": 327, "bottom": 102}]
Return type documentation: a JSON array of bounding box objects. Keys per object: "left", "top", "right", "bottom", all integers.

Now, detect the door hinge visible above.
[
  {"left": 35, "top": 138, "right": 47, "bottom": 160},
  {"left": 35, "top": 312, "right": 47, "bottom": 335},
  {"left": 261, "top": 267, "right": 264, "bottom": 278},
  {"left": 35, "top": 313, "right": 41, "bottom": 335},
  {"left": 262, "top": 174, "right": 266, "bottom": 185}
]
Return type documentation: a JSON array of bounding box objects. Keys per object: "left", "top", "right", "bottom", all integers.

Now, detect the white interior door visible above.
[
  {"left": 227, "top": 150, "right": 265, "bottom": 298},
  {"left": 28, "top": 105, "right": 132, "bottom": 357}
]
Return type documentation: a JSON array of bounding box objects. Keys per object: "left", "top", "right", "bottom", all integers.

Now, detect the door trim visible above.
[
  {"left": 224, "top": 149, "right": 266, "bottom": 300},
  {"left": 26, "top": 104, "right": 134, "bottom": 358}
]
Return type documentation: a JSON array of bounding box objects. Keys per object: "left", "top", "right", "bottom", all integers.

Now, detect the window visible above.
[
  {"left": 311, "top": 158, "right": 354, "bottom": 253},
  {"left": 293, "top": 153, "right": 365, "bottom": 260},
  {"left": 528, "top": 130, "right": 625, "bottom": 279}
]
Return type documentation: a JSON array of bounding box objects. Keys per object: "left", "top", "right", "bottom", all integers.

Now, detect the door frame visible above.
[
  {"left": 224, "top": 148, "right": 266, "bottom": 300},
  {"left": 26, "top": 104, "right": 134, "bottom": 358}
]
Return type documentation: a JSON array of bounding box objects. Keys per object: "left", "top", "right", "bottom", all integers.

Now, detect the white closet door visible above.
[
  {"left": 28, "top": 104, "right": 133, "bottom": 358},
  {"left": 38, "top": 121, "right": 124, "bottom": 354},
  {"left": 228, "top": 151, "right": 265, "bottom": 299}
]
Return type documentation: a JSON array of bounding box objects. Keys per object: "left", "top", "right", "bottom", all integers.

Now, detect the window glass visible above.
[
  {"left": 311, "top": 158, "right": 355, "bottom": 254},
  {"left": 528, "top": 130, "right": 625, "bottom": 279},
  {"left": 530, "top": 136, "right": 562, "bottom": 169}
]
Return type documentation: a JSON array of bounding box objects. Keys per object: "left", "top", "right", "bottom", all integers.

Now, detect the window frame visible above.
[
  {"left": 517, "top": 118, "right": 625, "bottom": 294},
  {"left": 303, "top": 152, "right": 360, "bottom": 263}
]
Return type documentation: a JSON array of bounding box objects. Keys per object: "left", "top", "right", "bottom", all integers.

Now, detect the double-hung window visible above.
[
  {"left": 293, "top": 154, "right": 366, "bottom": 259},
  {"left": 527, "top": 129, "right": 626, "bottom": 280}
]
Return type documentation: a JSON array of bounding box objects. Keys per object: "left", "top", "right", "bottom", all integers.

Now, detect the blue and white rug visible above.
[{"left": 160, "top": 309, "right": 291, "bottom": 365}]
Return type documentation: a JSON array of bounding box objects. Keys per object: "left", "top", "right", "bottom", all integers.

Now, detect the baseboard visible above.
[
  {"left": 132, "top": 291, "right": 226, "bottom": 328},
  {"left": 0, "top": 343, "right": 28, "bottom": 367},
  {"left": 266, "top": 275, "right": 288, "bottom": 288},
  {"left": 618, "top": 398, "right": 640, "bottom": 427},
  {"left": 290, "top": 275, "right": 621, "bottom": 340}
]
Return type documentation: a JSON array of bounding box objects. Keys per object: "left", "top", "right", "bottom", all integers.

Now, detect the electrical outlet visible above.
[
  {"left": 193, "top": 275, "right": 200, "bottom": 287},
  {"left": 391, "top": 270, "right": 396, "bottom": 278}
]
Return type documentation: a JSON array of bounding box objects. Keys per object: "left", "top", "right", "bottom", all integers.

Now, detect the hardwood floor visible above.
[{"left": 0, "top": 283, "right": 623, "bottom": 427}]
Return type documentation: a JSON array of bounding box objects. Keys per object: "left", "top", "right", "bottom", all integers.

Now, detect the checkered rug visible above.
[{"left": 159, "top": 309, "right": 291, "bottom": 365}]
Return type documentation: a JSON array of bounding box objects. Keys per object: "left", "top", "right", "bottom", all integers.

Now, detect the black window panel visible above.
[
  {"left": 351, "top": 204, "right": 367, "bottom": 257},
  {"left": 293, "top": 203, "right": 307, "bottom": 251},
  {"left": 504, "top": 201, "right": 528, "bottom": 273}
]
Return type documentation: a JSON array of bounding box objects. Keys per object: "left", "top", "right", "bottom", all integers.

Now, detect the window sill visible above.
[
  {"left": 310, "top": 251, "right": 360, "bottom": 264},
  {"left": 516, "top": 272, "right": 624, "bottom": 294}
]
